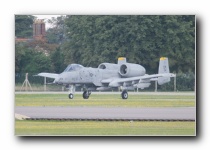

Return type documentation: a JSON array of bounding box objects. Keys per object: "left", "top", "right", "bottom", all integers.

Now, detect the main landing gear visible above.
[
  {"left": 83, "top": 90, "right": 91, "bottom": 99},
  {"left": 121, "top": 90, "right": 128, "bottom": 99}
]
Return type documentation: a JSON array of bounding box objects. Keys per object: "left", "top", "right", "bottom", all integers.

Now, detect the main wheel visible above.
[
  {"left": 121, "top": 90, "right": 128, "bottom": 99},
  {"left": 83, "top": 91, "right": 89, "bottom": 99},
  {"left": 69, "top": 93, "right": 74, "bottom": 99}
]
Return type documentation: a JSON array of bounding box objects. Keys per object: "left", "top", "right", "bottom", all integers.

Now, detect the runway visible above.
[{"left": 15, "top": 106, "right": 196, "bottom": 121}]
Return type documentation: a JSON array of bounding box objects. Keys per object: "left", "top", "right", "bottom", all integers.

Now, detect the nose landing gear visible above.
[
  {"left": 69, "top": 93, "right": 74, "bottom": 99},
  {"left": 68, "top": 84, "right": 75, "bottom": 99}
]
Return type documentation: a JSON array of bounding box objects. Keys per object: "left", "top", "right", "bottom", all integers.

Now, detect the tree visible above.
[
  {"left": 23, "top": 52, "right": 52, "bottom": 73},
  {"left": 50, "top": 47, "right": 65, "bottom": 73},
  {"left": 15, "top": 42, "right": 53, "bottom": 74},
  {"left": 15, "top": 42, "right": 26, "bottom": 73},
  {"left": 46, "top": 15, "right": 67, "bottom": 44},
  {"left": 15, "top": 15, "right": 35, "bottom": 38}
]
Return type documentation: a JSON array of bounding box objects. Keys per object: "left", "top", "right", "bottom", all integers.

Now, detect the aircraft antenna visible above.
[{"left": 20, "top": 73, "right": 33, "bottom": 92}]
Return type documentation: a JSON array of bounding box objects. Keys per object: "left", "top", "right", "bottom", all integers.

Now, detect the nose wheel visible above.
[
  {"left": 69, "top": 93, "right": 74, "bottom": 99},
  {"left": 68, "top": 84, "right": 75, "bottom": 99}
]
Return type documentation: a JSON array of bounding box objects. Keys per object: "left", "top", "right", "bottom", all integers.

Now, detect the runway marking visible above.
[{"left": 15, "top": 113, "right": 30, "bottom": 120}]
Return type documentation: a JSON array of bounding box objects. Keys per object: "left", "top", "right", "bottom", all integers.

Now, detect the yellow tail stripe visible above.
[
  {"left": 160, "top": 57, "right": 167, "bottom": 60},
  {"left": 118, "top": 57, "right": 126, "bottom": 60}
]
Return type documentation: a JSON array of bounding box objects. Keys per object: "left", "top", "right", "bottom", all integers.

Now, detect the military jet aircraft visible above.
[{"left": 37, "top": 57, "right": 175, "bottom": 99}]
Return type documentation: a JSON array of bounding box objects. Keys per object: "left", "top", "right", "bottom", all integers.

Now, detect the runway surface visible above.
[{"left": 15, "top": 106, "right": 196, "bottom": 121}]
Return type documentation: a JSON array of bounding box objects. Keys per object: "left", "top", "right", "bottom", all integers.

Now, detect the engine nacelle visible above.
[
  {"left": 98, "top": 63, "right": 119, "bottom": 70},
  {"left": 119, "top": 63, "right": 146, "bottom": 77}
]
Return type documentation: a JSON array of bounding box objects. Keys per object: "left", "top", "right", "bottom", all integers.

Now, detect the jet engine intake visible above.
[{"left": 119, "top": 63, "right": 146, "bottom": 77}]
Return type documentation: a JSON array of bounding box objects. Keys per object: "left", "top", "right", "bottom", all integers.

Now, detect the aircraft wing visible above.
[
  {"left": 102, "top": 73, "right": 175, "bottom": 89},
  {"left": 36, "top": 73, "right": 59, "bottom": 79}
]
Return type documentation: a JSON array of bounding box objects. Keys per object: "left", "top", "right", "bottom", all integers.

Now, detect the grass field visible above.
[
  {"left": 15, "top": 92, "right": 196, "bottom": 136},
  {"left": 15, "top": 93, "right": 195, "bottom": 107},
  {"left": 15, "top": 120, "right": 195, "bottom": 136}
]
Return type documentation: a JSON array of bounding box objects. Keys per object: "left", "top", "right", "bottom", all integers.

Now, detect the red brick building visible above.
[
  {"left": 16, "top": 19, "right": 46, "bottom": 42},
  {"left": 33, "top": 19, "right": 46, "bottom": 41}
]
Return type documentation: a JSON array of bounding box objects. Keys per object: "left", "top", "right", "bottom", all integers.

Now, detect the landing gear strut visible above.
[
  {"left": 68, "top": 84, "right": 75, "bottom": 99},
  {"left": 83, "top": 90, "right": 91, "bottom": 99},
  {"left": 121, "top": 90, "right": 128, "bottom": 99}
]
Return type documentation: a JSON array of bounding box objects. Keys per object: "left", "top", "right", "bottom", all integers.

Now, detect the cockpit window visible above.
[{"left": 64, "top": 64, "right": 84, "bottom": 72}]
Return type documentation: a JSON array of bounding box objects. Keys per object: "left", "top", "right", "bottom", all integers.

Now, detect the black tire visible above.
[
  {"left": 69, "top": 93, "right": 74, "bottom": 99},
  {"left": 121, "top": 90, "right": 128, "bottom": 99},
  {"left": 83, "top": 91, "right": 89, "bottom": 99}
]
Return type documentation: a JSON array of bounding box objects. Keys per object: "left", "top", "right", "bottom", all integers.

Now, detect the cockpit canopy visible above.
[{"left": 63, "top": 64, "right": 84, "bottom": 72}]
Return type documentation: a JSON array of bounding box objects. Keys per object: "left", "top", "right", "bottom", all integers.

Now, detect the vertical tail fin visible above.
[
  {"left": 158, "top": 57, "right": 170, "bottom": 85},
  {"left": 118, "top": 57, "right": 127, "bottom": 65}
]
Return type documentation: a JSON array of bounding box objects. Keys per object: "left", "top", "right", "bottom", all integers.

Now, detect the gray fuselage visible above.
[{"left": 54, "top": 67, "right": 120, "bottom": 86}]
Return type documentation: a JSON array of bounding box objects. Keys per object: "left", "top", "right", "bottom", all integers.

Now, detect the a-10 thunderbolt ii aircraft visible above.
[{"left": 37, "top": 57, "right": 175, "bottom": 99}]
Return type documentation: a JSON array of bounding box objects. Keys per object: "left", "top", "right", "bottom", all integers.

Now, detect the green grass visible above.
[
  {"left": 15, "top": 120, "right": 195, "bottom": 136},
  {"left": 15, "top": 94, "right": 195, "bottom": 107}
]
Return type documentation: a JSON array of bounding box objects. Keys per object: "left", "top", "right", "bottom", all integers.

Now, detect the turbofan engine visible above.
[{"left": 119, "top": 63, "right": 146, "bottom": 77}]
